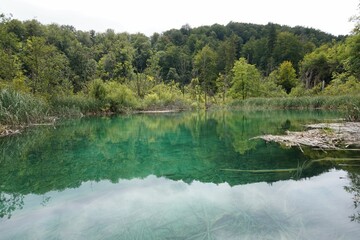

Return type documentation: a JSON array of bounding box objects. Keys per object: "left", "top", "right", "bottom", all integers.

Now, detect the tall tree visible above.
[
  {"left": 273, "top": 32, "right": 305, "bottom": 70},
  {"left": 269, "top": 61, "right": 298, "bottom": 93},
  {"left": 346, "top": 34, "right": 360, "bottom": 79},
  {"left": 266, "top": 23, "right": 277, "bottom": 74},
  {"left": 97, "top": 38, "right": 135, "bottom": 82},
  {"left": 193, "top": 45, "right": 217, "bottom": 107},
  {"left": 23, "top": 37, "right": 71, "bottom": 95},
  {"left": 229, "top": 57, "right": 261, "bottom": 100},
  {"left": 131, "top": 33, "right": 151, "bottom": 74},
  {"left": 0, "top": 49, "right": 22, "bottom": 82},
  {"left": 217, "top": 34, "right": 239, "bottom": 74}
]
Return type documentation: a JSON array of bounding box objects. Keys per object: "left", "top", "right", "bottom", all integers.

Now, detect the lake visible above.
[{"left": 1, "top": 110, "right": 360, "bottom": 239}]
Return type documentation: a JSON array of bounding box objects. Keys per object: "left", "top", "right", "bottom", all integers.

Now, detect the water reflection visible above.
[
  {"left": 0, "top": 110, "right": 347, "bottom": 195},
  {"left": 1, "top": 172, "right": 359, "bottom": 239},
  {"left": 344, "top": 170, "right": 360, "bottom": 223},
  {"left": 0, "top": 110, "right": 360, "bottom": 238}
]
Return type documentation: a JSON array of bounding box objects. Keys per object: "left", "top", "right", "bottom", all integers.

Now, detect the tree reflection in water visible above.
[
  {"left": 0, "top": 193, "right": 24, "bottom": 219},
  {"left": 345, "top": 170, "right": 360, "bottom": 223}
]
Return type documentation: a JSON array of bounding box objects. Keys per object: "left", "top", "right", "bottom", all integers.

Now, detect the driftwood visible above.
[
  {"left": 0, "top": 128, "right": 21, "bottom": 137},
  {"left": 255, "top": 122, "right": 360, "bottom": 150}
]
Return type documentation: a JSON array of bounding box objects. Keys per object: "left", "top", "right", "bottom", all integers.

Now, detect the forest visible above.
[{"left": 0, "top": 11, "right": 360, "bottom": 126}]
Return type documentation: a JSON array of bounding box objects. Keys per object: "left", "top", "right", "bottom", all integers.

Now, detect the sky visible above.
[{"left": 1, "top": 0, "right": 359, "bottom": 36}]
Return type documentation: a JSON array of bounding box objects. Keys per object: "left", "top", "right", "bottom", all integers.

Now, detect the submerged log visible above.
[{"left": 255, "top": 122, "right": 360, "bottom": 150}]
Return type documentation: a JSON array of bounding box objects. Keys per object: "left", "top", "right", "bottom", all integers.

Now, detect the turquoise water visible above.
[{"left": 0, "top": 110, "right": 360, "bottom": 239}]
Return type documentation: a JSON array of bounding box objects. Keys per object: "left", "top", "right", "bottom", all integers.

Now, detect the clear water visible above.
[{"left": 1, "top": 110, "right": 360, "bottom": 239}]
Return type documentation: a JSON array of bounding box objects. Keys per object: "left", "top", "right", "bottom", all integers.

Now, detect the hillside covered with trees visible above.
[{"left": 0, "top": 9, "right": 360, "bottom": 126}]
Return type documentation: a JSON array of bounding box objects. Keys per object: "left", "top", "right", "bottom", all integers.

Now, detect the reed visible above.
[
  {"left": 229, "top": 95, "right": 360, "bottom": 110},
  {"left": 0, "top": 89, "right": 49, "bottom": 125},
  {"left": 50, "top": 95, "right": 103, "bottom": 117}
]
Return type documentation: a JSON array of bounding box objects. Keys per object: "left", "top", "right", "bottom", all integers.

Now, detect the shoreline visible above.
[
  {"left": 256, "top": 122, "right": 360, "bottom": 150},
  {"left": 134, "top": 109, "right": 182, "bottom": 114}
]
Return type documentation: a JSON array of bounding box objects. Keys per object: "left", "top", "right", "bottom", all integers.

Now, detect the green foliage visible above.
[
  {"left": 0, "top": 49, "right": 23, "bottom": 81},
  {"left": 193, "top": 45, "right": 218, "bottom": 96},
  {"left": 346, "top": 34, "right": 360, "bottom": 79},
  {"left": 142, "top": 82, "right": 191, "bottom": 110},
  {"left": 323, "top": 74, "right": 360, "bottom": 96},
  {"left": 50, "top": 94, "right": 102, "bottom": 117},
  {"left": 0, "top": 13, "right": 357, "bottom": 119},
  {"left": 229, "top": 58, "right": 261, "bottom": 100},
  {"left": 88, "top": 79, "right": 106, "bottom": 101},
  {"left": 299, "top": 43, "right": 344, "bottom": 89},
  {"left": 0, "top": 88, "right": 48, "bottom": 125},
  {"left": 97, "top": 36, "right": 135, "bottom": 81},
  {"left": 272, "top": 32, "right": 306, "bottom": 70},
  {"left": 269, "top": 61, "right": 298, "bottom": 94},
  {"left": 104, "top": 81, "right": 139, "bottom": 112},
  {"left": 23, "top": 36, "right": 72, "bottom": 96},
  {"left": 229, "top": 95, "right": 360, "bottom": 110},
  {"left": 345, "top": 104, "right": 360, "bottom": 122},
  {"left": 259, "top": 79, "right": 287, "bottom": 97},
  {"left": 241, "top": 37, "right": 268, "bottom": 71}
]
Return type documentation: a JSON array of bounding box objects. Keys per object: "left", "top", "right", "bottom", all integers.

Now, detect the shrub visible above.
[
  {"left": 142, "top": 83, "right": 192, "bottom": 110},
  {"left": 104, "top": 81, "right": 139, "bottom": 112}
]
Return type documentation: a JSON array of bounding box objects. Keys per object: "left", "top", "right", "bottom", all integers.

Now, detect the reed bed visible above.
[
  {"left": 0, "top": 89, "right": 49, "bottom": 125},
  {"left": 229, "top": 95, "right": 360, "bottom": 110}
]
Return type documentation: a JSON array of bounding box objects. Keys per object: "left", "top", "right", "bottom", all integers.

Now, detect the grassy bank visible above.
[
  {"left": 0, "top": 89, "right": 49, "bottom": 126},
  {"left": 228, "top": 95, "right": 360, "bottom": 110},
  {"left": 2, "top": 87, "right": 360, "bottom": 133}
]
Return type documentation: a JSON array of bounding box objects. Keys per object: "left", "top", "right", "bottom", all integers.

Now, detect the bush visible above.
[
  {"left": 88, "top": 79, "right": 106, "bottom": 101},
  {"left": 104, "top": 81, "right": 139, "bottom": 112},
  {"left": 142, "top": 83, "right": 192, "bottom": 110}
]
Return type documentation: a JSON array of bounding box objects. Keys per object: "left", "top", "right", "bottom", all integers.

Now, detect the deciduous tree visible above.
[{"left": 229, "top": 58, "right": 261, "bottom": 100}]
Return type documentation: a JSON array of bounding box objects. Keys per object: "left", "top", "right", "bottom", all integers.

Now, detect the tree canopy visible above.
[{"left": 0, "top": 12, "right": 359, "bottom": 114}]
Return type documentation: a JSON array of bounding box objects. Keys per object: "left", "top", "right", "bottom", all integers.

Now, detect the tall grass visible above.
[
  {"left": 229, "top": 95, "right": 360, "bottom": 111},
  {"left": 50, "top": 95, "right": 103, "bottom": 117},
  {"left": 0, "top": 89, "right": 49, "bottom": 125}
]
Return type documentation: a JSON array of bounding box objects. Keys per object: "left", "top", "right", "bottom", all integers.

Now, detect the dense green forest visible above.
[{"left": 0, "top": 9, "right": 360, "bottom": 126}]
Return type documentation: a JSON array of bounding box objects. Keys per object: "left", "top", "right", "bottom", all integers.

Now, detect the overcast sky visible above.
[{"left": 1, "top": 0, "right": 359, "bottom": 36}]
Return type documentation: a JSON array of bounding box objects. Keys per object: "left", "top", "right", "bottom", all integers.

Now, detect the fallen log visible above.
[{"left": 255, "top": 122, "right": 360, "bottom": 150}]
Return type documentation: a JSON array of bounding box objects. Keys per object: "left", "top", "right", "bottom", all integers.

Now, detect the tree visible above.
[
  {"left": 217, "top": 34, "right": 239, "bottom": 74},
  {"left": 241, "top": 37, "right": 268, "bottom": 72},
  {"left": 23, "top": 37, "right": 71, "bottom": 95},
  {"left": 97, "top": 38, "right": 135, "bottom": 82},
  {"left": 216, "top": 73, "right": 231, "bottom": 103},
  {"left": 193, "top": 45, "right": 217, "bottom": 107},
  {"left": 346, "top": 34, "right": 360, "bottom": 79},
  {"left": 131, "top": 33, "right": 151, "bottom": 74},
  {"left": 0, "top": 49, "right": 22, "bottom": 81},
  {"left": 299, "top": 43, "right": 342, "bottom": 89},
  {"left": 269, "top": 61, "right": 298, "bottom": 94},
  {"left": 229, "top": 57, "right": 261, "bottom": 100},
  {"left": 265, "top": 23, "right": 277, "bottom": 74},
  {"left": 273, "top": 32, "right": 305, "bottom": 70},
  {"left": 67, "top": 43, "right": 97, "bottom": 91},
  {"left": 145, "top": 51, "right": 162, "bottom": 83},
  {"left": 350, "top": 2, "right": 360, "bottom": 34}
]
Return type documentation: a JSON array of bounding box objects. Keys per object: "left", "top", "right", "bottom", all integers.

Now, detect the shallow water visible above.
[{"left": 1, "top": 110, "right": 360, "bottom": 239}]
